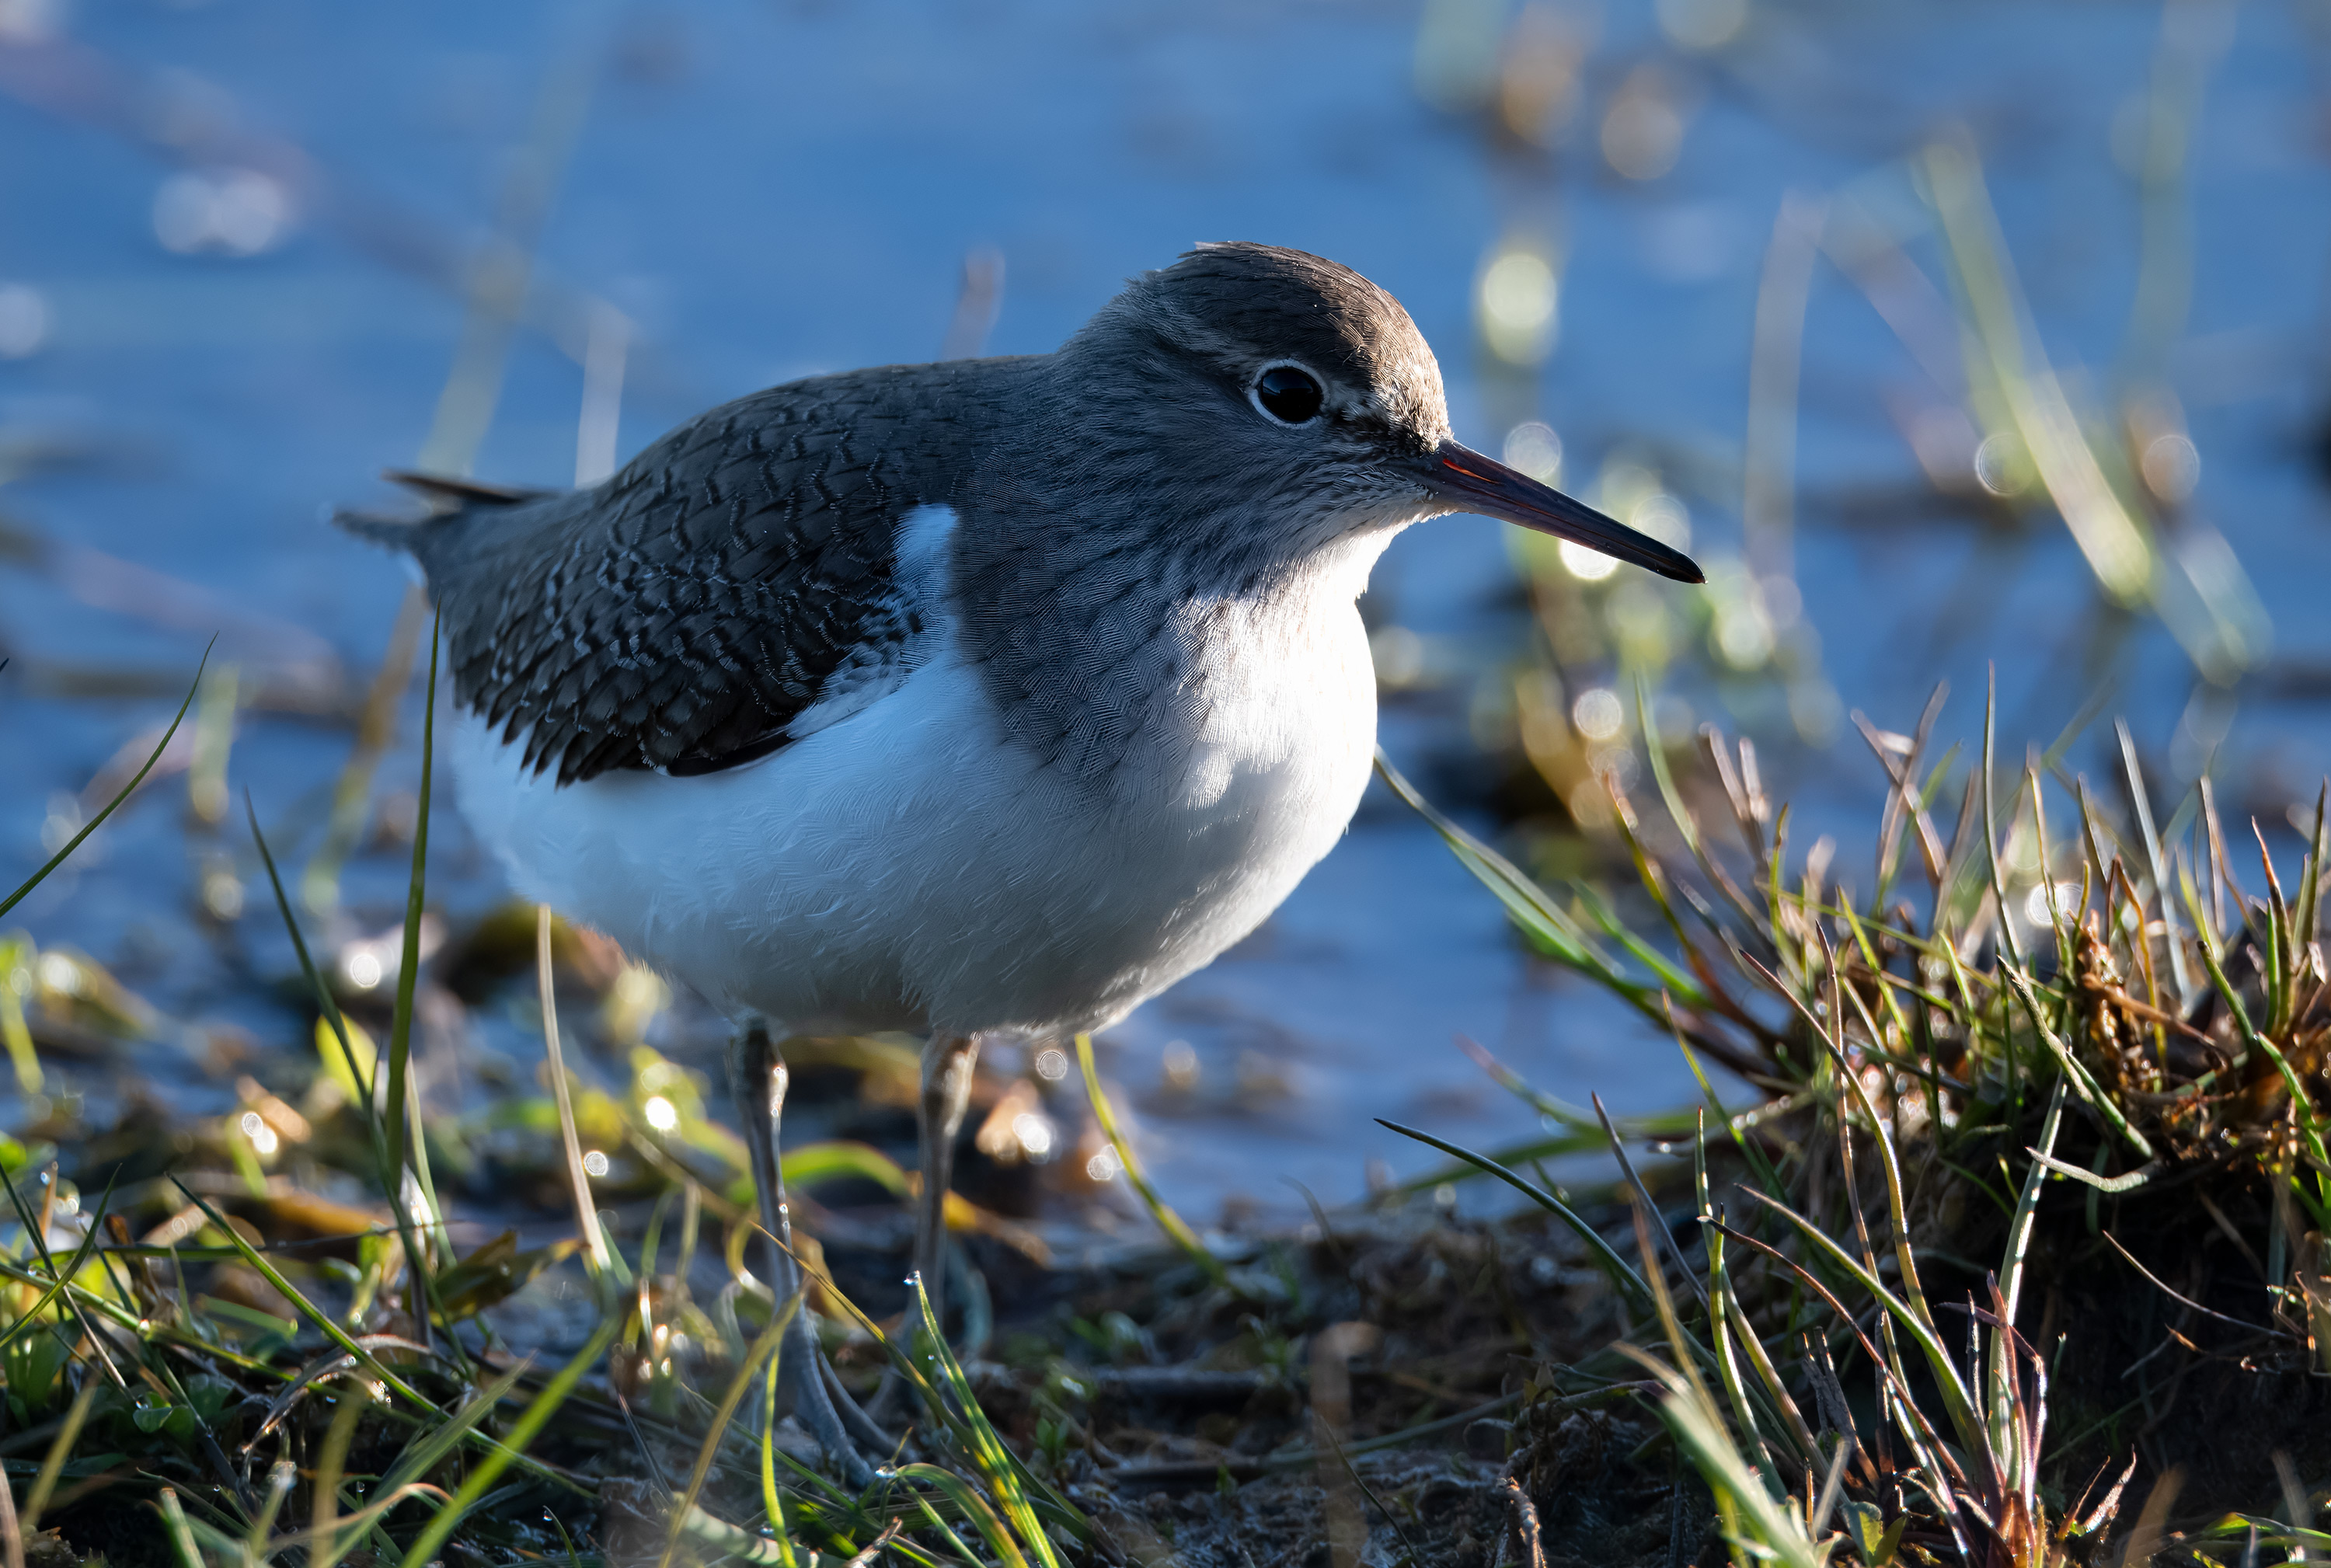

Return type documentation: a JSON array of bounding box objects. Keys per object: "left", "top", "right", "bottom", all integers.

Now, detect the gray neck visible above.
[{"left": 946, "top": 351, "right": 1391, "bottom": 794}]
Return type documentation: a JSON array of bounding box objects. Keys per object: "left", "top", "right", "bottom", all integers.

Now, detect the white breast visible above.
[{"left": 446, "top": 505, "right": 1390, "bottom": 1038}]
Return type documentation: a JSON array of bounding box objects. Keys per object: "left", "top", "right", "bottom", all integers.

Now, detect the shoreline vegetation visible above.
[
  {"left": 3, "top": 0, "right": 2325, "bottom": 1560},
  {"left": 3, "top": 648, "right": 2327, "bottom": 1566}
]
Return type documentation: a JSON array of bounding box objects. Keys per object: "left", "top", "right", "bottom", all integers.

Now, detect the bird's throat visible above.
[{"left": 947, "top": 497, "right": 1393, "bottom": 803}]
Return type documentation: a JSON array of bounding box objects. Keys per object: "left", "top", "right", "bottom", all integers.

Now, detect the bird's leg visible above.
[
  {"left": 914, "top": 1033, "right": 981, "bottom": 1334},
  {"left": 728, "top": 1017, "right": 879, "bottom": 1486}
]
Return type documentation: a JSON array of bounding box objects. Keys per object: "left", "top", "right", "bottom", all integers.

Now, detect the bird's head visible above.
[{"left": 1049, "top": 242, "right": 1702, "bottom": 585}]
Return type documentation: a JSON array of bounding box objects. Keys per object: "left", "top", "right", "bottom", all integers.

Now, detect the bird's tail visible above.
[
  {"left": 334, "top": 469, "right": 551, "bottom": 552},
  {"left": 333, "top": 506, "right": 433, "bottom": 551},
  {"left": 382, "top": 469, "right": 551, "bottom": 509}
]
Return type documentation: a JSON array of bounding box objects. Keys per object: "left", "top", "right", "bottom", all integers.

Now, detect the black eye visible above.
[{"left": 1253, "top": 364, "right": 1324, "bottom": 425}]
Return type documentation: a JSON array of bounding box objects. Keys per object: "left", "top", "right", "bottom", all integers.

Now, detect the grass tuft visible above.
[{"left": 1388, "top": 677, "right": 2331, "bottom": 1563}]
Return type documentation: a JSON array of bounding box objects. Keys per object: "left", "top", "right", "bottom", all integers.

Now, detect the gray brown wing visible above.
[{"left": 381, "top": 365, "right": 981, "bottom": 785}]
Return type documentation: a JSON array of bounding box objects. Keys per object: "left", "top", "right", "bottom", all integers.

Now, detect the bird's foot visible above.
[
  {"left": 772, "top": 1300, "right": 889, "bottom": 1488},
  {"left": 824, "top": 1355, "right": 899, "bottom": 1454}
]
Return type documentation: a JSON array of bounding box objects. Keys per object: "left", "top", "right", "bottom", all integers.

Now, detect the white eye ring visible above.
[{"left": 1249, "top": 360, "right": 1326, "bottom": 427}]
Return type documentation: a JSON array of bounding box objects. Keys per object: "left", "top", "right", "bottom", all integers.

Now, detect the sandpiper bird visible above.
[{"left": 344, "top": 242, "right": 1699, "bottom": 1476}]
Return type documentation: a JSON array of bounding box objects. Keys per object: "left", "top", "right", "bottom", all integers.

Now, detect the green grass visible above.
[
  {"left": 0, "top": 651, "right": 1108, "bottom": 1568},
  {"left": 11, "top": 636, "right": 2330, "bottom": 1566},
  {"left": 9, "top": 632, "right": 2330, "bottom": 1566},
  {"left": 1382, "top": 666, "right": 2331, "bottom": 1563}
]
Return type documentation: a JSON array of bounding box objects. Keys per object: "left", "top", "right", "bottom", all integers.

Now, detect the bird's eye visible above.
[{"left": 1253, "top": 364, "right": 1324, "bottom": 426}]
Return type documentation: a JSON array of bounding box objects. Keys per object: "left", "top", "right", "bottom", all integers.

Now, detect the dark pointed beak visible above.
[{"left": 1420, "top": 441, "right": 1704, "bottom": 584}]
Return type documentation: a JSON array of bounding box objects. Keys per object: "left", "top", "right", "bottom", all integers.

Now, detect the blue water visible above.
[{"left": 2, "top": 0, "right": 2327, "bottom": 1224}]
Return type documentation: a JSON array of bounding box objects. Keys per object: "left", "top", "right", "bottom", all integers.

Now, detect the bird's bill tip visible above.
[{"left": 1425, "top": 442, "right": 1705, "bottom": 585}]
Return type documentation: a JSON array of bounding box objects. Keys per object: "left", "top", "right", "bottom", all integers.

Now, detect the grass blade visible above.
[
  {"left": 382, "top": 620, "right": 439, "bottom": 1260},
  {"left": 378, "top": 1358, "right": 531, "bottom": 1501},
  {"left": 757, "top": 1326, "right": 801, "bottom": 1568},
  {"left": 152, "top": 1488, "right": 204, "bottom": 1568},
  {"left": 1375, "top": 751, "right": 1681, "bottom": 1012},
  {"left": 0, "top": 643, "right": 211, "bottom": 920},
  {"left": 167, "top": 1176, "right": 585, "bottom": 1496},
  {"left": 539, "top": 904, "right": 615, "bottom": 1281},
  {"left": 310, "top": 1376, "right": 368, "bottom": 1568},
  {"left": 1075, "top": 1033, "right": 1222, "bottom": 1286},
  {"left": 1378, "top": 1119, "right": 1650, "bottom": 1308},
  {"left": 1597, "top": 1093, "right": 1705, "bottom": 1308},
  {"left": 1740, "top": 1187, "right": 1989, "bottom": 1485},
  {"left": 895, "top": 1463, "right": 1030, "bottom": 1568},
  {"left": 655, "top": 1291, "right": 798, "bottom": 1568},
  {"left": 908, "top": 1274, "right": 1069, "bottom": 1567},
  {"left": 246, "top": 796, "right": 382, "bottom": 1158},
  {"left": 22, "top": 1374, "right": 97, "bottom": 1531},
  {"left": 1618, "top": 1347, "right": 1832, "bottom": 1568},
  {"left": 2119, "top": 718, "right": 2194, "bottom": 1002},
  {"left": 397, "top": 1311, "right": 622, "bottom": 1568}
]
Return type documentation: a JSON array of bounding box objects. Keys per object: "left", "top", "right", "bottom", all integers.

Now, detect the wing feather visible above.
[{"left": 347, "top": 361, "right": 1010, "bottom": 783}]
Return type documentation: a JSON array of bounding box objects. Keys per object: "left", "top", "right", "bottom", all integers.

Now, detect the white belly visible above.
[{"left": 445, "top": 595, "right": 1381, "bottom": 1037}]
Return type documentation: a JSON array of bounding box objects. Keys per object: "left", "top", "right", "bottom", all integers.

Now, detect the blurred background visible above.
[{"left": 2, "top": 0, "right": 2329, "bottom": 1238}]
